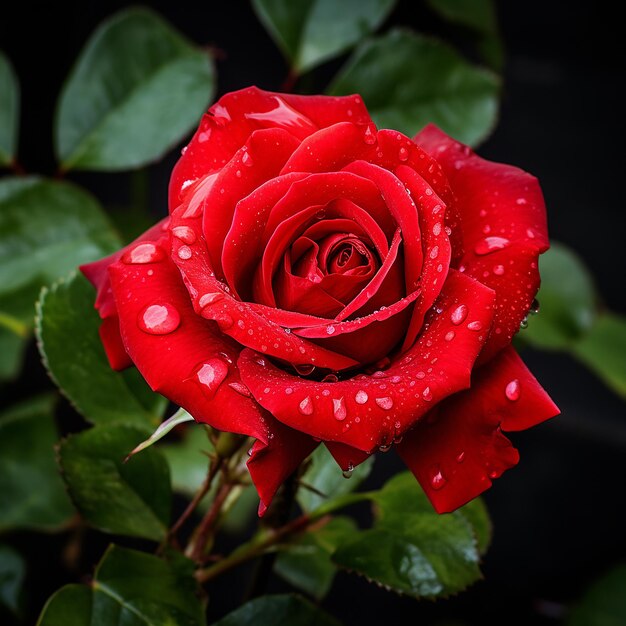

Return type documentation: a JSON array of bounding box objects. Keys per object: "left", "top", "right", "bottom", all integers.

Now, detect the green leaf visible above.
[
  {"left": 332, "top": 472, "right": 484, "bottom": 598},
  {"left": 426, "top": 0, "right": 504, "bottom": 70},
  {"left": 37, "top": 545, "right": 205, "bottom": 626},
  {"left": 297, "top": 445, "right": 374, "bottom": 514},
  {"left": 211, "top": 593, "right": 340, "bottom": 626},
  {"left": 275, "top": 516, "right": 357, "bottom": 600},
  {"left": 568, "top": 564, "right": 626, "bottom": 626},
  {"left": 252, "top": 0, "right": 396, "bottom": 74},
  {"left": 524, "top": 242, "right": 597, "bottom": 350},
  {"left": 0, "top": 395, "right": 74, "bottom": 531},
  {"left": 329, "top": 29, "right": 500, "bottom": 146},
  {"left": 0, "top": 544, "right": 25, "bottom": 614},
  {"left": 36, "top": 271, "right": 165, "bottom": 427},
  {"left": 0, "top": 328, "right": 26, "bottom": 381},
  {"left": 55, "top": 7, "right": 215, "bottom": 171},
  {"left": 126, "top": 408, "right": 195, "bottom": 460},
  {"left": 0, "top": 51, "right": 19, "bottom": 166},
  {"left": 573, "top": 314, "right": 626, "bottom": 398},
  {"left": 456, "top": 496, "right": 491, "bottom": 555},
  {"left": 58, "top": 424, "right": 172, "bottom": 541},
  {"left": 0, "top": 176, "right": 120, "bottom": 297}
]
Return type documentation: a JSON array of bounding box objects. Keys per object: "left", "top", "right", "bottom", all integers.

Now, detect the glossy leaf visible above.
[
  {"left": 37, "top": 545, "right": 205, "bottom": 626},
  {"left": 211, "top": 594, "right": 340, "bottom": 626},
  {"left": 427, "top": 0, "right": 504, "bottom": 70},
  {"left": 0, "top": 177, "right": 120, "bottom": 296},
  {"left": 524, "top": 242, "right": 597, "bottom": 349},
  {"left": 331, "top": 472, "right": 484, "bottom": 597},
  {"left": 0, "top": 51, "right": 19, "bottom": 166},
  {"left": 0, "top": 396, "right": 74, "bottom": 531},
  {"left": 126, "top": 408, "right": 195, "bottom": 460},
  {"left": 0, "top": 544, "right": 25, "bottom": 614},
  {"left": 573, "top": 314, "right": 626, "bottom": 398},
  {"left": 297, "top": 445, "right": 374, "bottom": 513},
  {"left": 58, "top": 424, "right": 172, "bottom": 541},
  {"left": 55, "top": 7, "right": 215, "bottom": 171},
  {"left": 274, "top": 516, "right": 357, "bottom": 600},
  {"left": 252, "top": 0, "right": 396, "bottom": 74},
  {"left": 0, "top": 329, "right": 25, "bottom": 381},
  {"left": 329, "top": 29, "right": 500, "bottom": 146},
  {"left": 568, "top": 564, "right": 626, "bottom": 626},
  {"left": 36, "top": 272, "right": 166, "bottom": 427}
]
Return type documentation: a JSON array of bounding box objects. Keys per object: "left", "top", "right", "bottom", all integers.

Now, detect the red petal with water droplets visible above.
[
  {"left": 415, "top": 124, "right": 549, "bottom": 360},
  {"left": 107, "top": 237, "right": 271, "bottom": 442},
  {"left": 396, "top": 346, "right": 559, "bottom": 513},
  {"left": 247, "top": 423, "right": 318, "bottom": 516},
  {"left": 325, "top": 441, "right": 371, "bottom": 472},
  {"left": 238, "top": 271, "right": 495, "bottom": 452},
  {"left": 98, "top": 315, "right": 132, "bottom": 370}
]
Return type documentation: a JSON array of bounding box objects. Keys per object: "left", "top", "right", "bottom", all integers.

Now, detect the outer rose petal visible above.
[
  {"left": 239, "top": 271, "right": 495, "bottom": 452},
  {"left": 98, "top": 315, "right": 131, "bottom": 371},
  {"left": 325, "top": 441, "right": 371, "bottom": 472},
  {"left": 396, "top": 346, "right": 559, "bottom": 513},
  {"left": 415, "top": 124, "right": 549, "bottom": 360},
  {"left": 107, "top": 236, "right": 270, "bottom": 442}
]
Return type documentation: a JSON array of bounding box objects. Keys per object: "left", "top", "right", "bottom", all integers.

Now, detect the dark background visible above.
[{"left": 1, "top": 1, "right": 625, "bottom": 624}]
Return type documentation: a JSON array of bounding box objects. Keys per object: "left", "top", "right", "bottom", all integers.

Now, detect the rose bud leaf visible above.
[
  {"left": 36, "top": 272, "right": 167, "bottom": 428},
  {"left": 58, "top": 424, "right": 172, "bottom": 541},
  {"left": 0, "top": 51, "right": 19, "bottom": 166},
  {"left": 252, "top": 0, "right": 397, "bottom": 74},
  {"left": 55, "top": 7, "right": 215, "bottom": 171},
  {"left": 329, "top": 29, "right": 500, "bottom": 146},
  {"left": 0, "top": 395, "right": 74, "bottom": 532},
  {"left": 36, "top": 545, "right": 204, "bottom": 626},
  {"left": 211, "top": 593, "right": 340, "bottom": 626}
]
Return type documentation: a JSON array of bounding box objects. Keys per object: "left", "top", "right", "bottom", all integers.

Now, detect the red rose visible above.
[{"left": 82, "top": 87, "right": 558, "bottom": 515}]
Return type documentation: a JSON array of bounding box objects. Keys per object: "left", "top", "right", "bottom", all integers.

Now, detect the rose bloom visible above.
[{"left": 82, "top": 87, "right": 558, "bottom": 515}]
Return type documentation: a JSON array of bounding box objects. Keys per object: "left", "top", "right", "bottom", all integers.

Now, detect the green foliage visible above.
[
  {"left": 329, "top": 29, "right": 500, "bottom": 146},
  {"left": 0, "top": 544, "right": 25, "bottom": 614},
  {"left": 211, "top": 594, "right": 340, "bottom": 626},
  {"left": 252, "top": 0, "right": 396, "bottom": 74},
  {"left": 0, "top": 395, "right": 74, "bottom": 531},
  {"left": 0, "top": 51, "right": 19, "bottom": 166},
  {"left": 55, "top": 7, "right": 215, "bottom": 171},
  {"left": 37, "top": 545, "right": 205, "bottom": 626},
  {"left": 568, "top": 564, "right": 626, "bottom": 626},
  {"left": 36, "top": 272, "right": 166, "bottom": 427},
  {"left": 58, "top": 424, "right": 172, "bottom": 541}
]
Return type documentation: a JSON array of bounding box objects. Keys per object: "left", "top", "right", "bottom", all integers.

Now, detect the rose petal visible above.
[
  {"left": 325, "top": 441, "right": 372, "bottom": 472},
  {"left": 396, "top": 346, "right": 559, "bottom": 513},
  {"left": 98, "top": 315, "right": 132, "bottom": 370},
  {"left": 239, "top": 270, "right": 495, "bottom": 452}
]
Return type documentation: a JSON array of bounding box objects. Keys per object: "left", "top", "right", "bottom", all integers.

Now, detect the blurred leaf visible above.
[
  {"left": 427, "top": 0, "right": 504, "bottom": 70},
  {"left": 568, "top": 563, "right": 626, "bottom": 626},
  {"left": 0, "top": 544, "right": 25, "bottom": 614},
  {"left": 211, "top": 593, "right": 340, "bottom": 626},
  {"left": 252, "top": 0, "right": 396, "bottom": 74},
  {"left": 297, "top": 445, "right": 374, "bottom": 513},
  {"left": 55, "top": 7, "right": 215, "bottom": 171},
  {"left": 275, "top": 516, "right": 357, "bottom": 600},
  {"left": 37, "top": 545, "right": 205, "bottom": 626},
  {"left": 0, "top": 329, "right": 26, "bottom": 381},
  {"left": 36, "top": 272, "right": 166, "bottom": 427},
  {"left": 0, "top": 51, "right": 19, "bottom": 166},
  {"left": 58, "top": 424, "right": 172, "bottom": 541},
  {"left": 573, "top": 314, "right": 626, "bottom": 398},
  {"left": 456, "top": 496, "right": 491, "bottom": 555},
  {"left": 525, "top": 242, "right": 597, "bottom": 349},
  {"left": 221, "top": 485, "right": 259, "bottom": 535},
  {"left": 0, "top": 395, "right": 74, "bottom": 531},
  {"left": 331, "top": 472, "right": 484, "bottom": 598},
  {"left": 329, "top": 29, "right": 500, "bottom": 146},
  {"left": 0, "top": 177, "right": 120, "bottom": 297}
]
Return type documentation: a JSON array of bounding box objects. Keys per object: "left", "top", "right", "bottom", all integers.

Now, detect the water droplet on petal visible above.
[
  {"left": 242, "top": 151, "right": 254, "bottom": 167},
  {"left": 450, "top": 304, "right": 468, "bottom": 325},
  {"left": 355, "top": 390, "right": 369, "bottom": 404},
  {"left": 430, "top": 465, "right": 447, "bottom": 490},
  {"left": 432, "top": 222, "right": 442, "bottom": 236},
  {"left": 429, "top": 245, "right": 439, "bottom": 259},
  {"left": 375, "top": 397, "right": 393, "bottom": 410},
  {"left": 529, "top": 298, "right": 540, "bottom": 315},
  {"left": 228, "top": 381, "right": 251, "bottom": 397},
  {"left": 379, "top": 442, "right": 392, "bottom": 452},
  {"left": 215, "top": 313, "right": 234, "bottom": 329},
  {"left": 196, "top": 358, "right": 229, "bottom": 398},
  {"left": 398, "top": 146, "right": 409, "bottom": 161},
  {"left": 171, "top": 226, "right": 197, "bottom": 244},
  {"left": 333, "top": 397, "right": 347, "bottom": 421},
  {"left": 363, "top": 125, "right": 377, "bottom": 145},
  {"left": 295, "top": 364, "right": 316, "bottom": 376},
  {"left": 199, "top": 292, "right": 224, "bottom": 308},
  {"left": 299, "top": 396, "right": 314, "bottom": 415},
  {"left": 122, "top": 242, "right": 164, "bottom": 264},
  {"left": 138, "top": 303, "right": 180, "bottom": 335},
  {"left": 467, "top": 321, "right": 483, "bottom": 331},
  {"left": 526, "top": 228, "right": 536, "bottom": 239},
  {"left": 177, "top": 245, "right": 192, "bottom": 260},
  {"left": 326, "top": 325, "right": 336, "bottom": 335},
  {"left": 505, "top": 379, "right": 521, "bottom": 401},
  {"left": 520, "top": 316, "right": 529, "bottom": 330},
  {"left": 493, "top": 264, "right": 505, "bottom": 276},
  {"left": 422, "top": 387, "right": 433, "bottom": 402},
  {"left": 342, "top": 463, "right": 354, "bottom": 479},
  {"left": 474, "top": 237, "right": 511, "bottom": 256},
  {"left": 456, "top": 451, "right": 465, "bottom": 463},
  {"left": 285, "top": 387, "right": 293, "bottom": 395}
]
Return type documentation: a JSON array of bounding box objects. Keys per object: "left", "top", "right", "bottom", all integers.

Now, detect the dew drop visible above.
[
  {"left": 444, "top": 330, "right": 455, "bottom": 342},
  {"left": 299, "top": 396, "right": 314, "bottom": 415},
  {"left": 429, "top": 245, "right": 439, "bottom": 259},
  {"left": 196, "top": 358, "right": 229, "bottom": 398},
  {"left": 422, "top": 387, "right": 433, "bottom": 402},
  {"left": 493, "top": 264, "right": 505, "bottom": 276},
  {"left": 342, "top": 463, "right": 354, "bottom": 479},
  {"left": 416, "top": 371, "right": 426, "bottom": 380},
  {"left": 432, "top": 222, "right": 442, "bottom": 236},
  {"left": 390, "top": 375, "right": 402, "bottom": 384},
  {"left": 474, "top": 236, "right": 511, "bottom": 256},
  {"left": 138, "top": 303, "right": 180, "bottom": 335},
  {"left": 529, "top": 298, "right": 540, "bottom": 315},
  {"left": 326, "top": 325, "right": 336, "bottom": 335},
  {"left": 526, "top": 228, "right": 536, "bottom": 239},
  {"left": 456, "top": 451, "right": 466, "bottom": 463},
  {"left": 285, "top": 387, "right": 293, "bottom": 395},
  {"left": 467, "top": 321, "right": 483, "bottom": 331},
  {"left": 430, "top": 466, "right": 447, "bottom": 490},
  {"left": 171, "top": 226, "right": 196, "bottom": 244},
  {"left": 215, "top": 313, "right": 234, "bottom": 329},
  {"left": 177, "top": 245, "right": 192, "bottom": 260},
  {"left": 398, "top": 146, "right": 409, "bottom": 161},
  {"left": 228, "top": 381, "right": 251, "bottom": 397},
  {"left": 505, "top": 379, "right": 521, "bottom": 401},
  {"left": 355, "top": 390, "right": 369, "bottom": 404},
  {"left": 295, "top": 364, "right": 316, "bottom": 376},
  {"left": 122, "top": 242, "right": 164, "bottom": 265},
  {"left": 375, "top": 397, "right": 393, "bottom": 410},
  {"left": 520, "top": 316, "right": 529, "bottom": 330},
  {"left": 242, "top": 151, "right": 254, "bottom": 167},
  {"left": 450, "top": 304, "right": 468, "bottom": 325},
  {"left": 198, "top": 292, "right": 223, "bottom": 308},
  {"left": 363, "top": 126, "right": 377, "bottom": 145},
  {"left": 333, "top": 397, "right": 347, "bottom": 421},
  {"left": 378, "top": 442, "right": 392, "bottom": 452}
]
